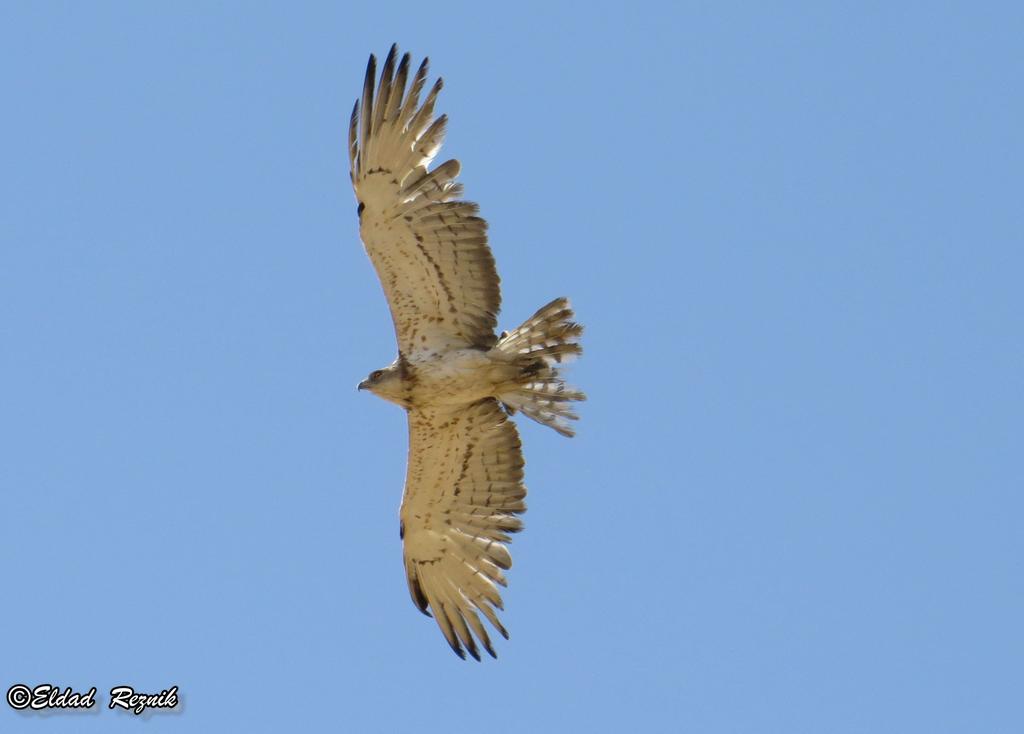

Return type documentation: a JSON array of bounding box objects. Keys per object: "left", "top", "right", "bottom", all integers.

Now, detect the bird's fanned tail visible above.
[{"left": 495, "top": 298, "right": 586, "bottom": 437}]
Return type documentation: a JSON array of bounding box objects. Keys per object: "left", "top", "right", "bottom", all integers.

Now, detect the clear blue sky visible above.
[{"left": 2, "top": 2, "right": 1021, "bottom": 732}]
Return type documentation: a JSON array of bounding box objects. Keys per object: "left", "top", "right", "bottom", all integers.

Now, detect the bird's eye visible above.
[{"left": 370, "top": 370, "right": 383, "bottom": 381}]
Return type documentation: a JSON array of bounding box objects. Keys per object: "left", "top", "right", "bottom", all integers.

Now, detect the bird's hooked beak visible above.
[{"left": 357, "top": 379, "right": 370, "bottom": 391}]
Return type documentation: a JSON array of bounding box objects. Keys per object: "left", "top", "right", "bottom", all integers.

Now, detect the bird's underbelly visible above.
[{"left": 406, "top": 349, "right": 506, "bottom": 407}]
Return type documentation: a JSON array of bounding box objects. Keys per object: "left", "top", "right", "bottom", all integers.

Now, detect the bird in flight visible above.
[{"left": 349, "top": 45, "right": 585, "bottom": 660}]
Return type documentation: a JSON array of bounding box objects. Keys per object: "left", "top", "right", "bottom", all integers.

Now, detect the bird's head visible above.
[{"left": 357, "top": 363, "right": 408, "bottom": 406}]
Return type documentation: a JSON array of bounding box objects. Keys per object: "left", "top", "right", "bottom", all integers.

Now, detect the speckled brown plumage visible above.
[{"left": 350, "top": 45, "right": 585, "bottom": 660}]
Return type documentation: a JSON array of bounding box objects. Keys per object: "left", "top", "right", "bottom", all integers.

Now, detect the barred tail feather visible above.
[
  {"left": 500, "top": 379, "right": 586, "bottom": 437},
  {"left": 494, "top": 298, "right": 585, "bottom": 437}
]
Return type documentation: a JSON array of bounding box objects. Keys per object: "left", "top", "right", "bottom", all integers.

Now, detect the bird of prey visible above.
[{"left": 348, "top": 45, "right": 585, "bottom": 660}]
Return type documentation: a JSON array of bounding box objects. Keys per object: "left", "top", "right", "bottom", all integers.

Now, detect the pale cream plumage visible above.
[
  {"left": 350, "top": 45, "right": 584, "bottom": 659},
  {"left": 350, "top": 46, "right": 500, "bottom": 356}
]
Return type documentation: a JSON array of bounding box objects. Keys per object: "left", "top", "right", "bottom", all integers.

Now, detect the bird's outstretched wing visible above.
[
  {"left": 400, "top": 399, "right": 526, "bottom": 659},
  {"left": 350, "top": 45, "right": 501, "bottom": 356}
]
